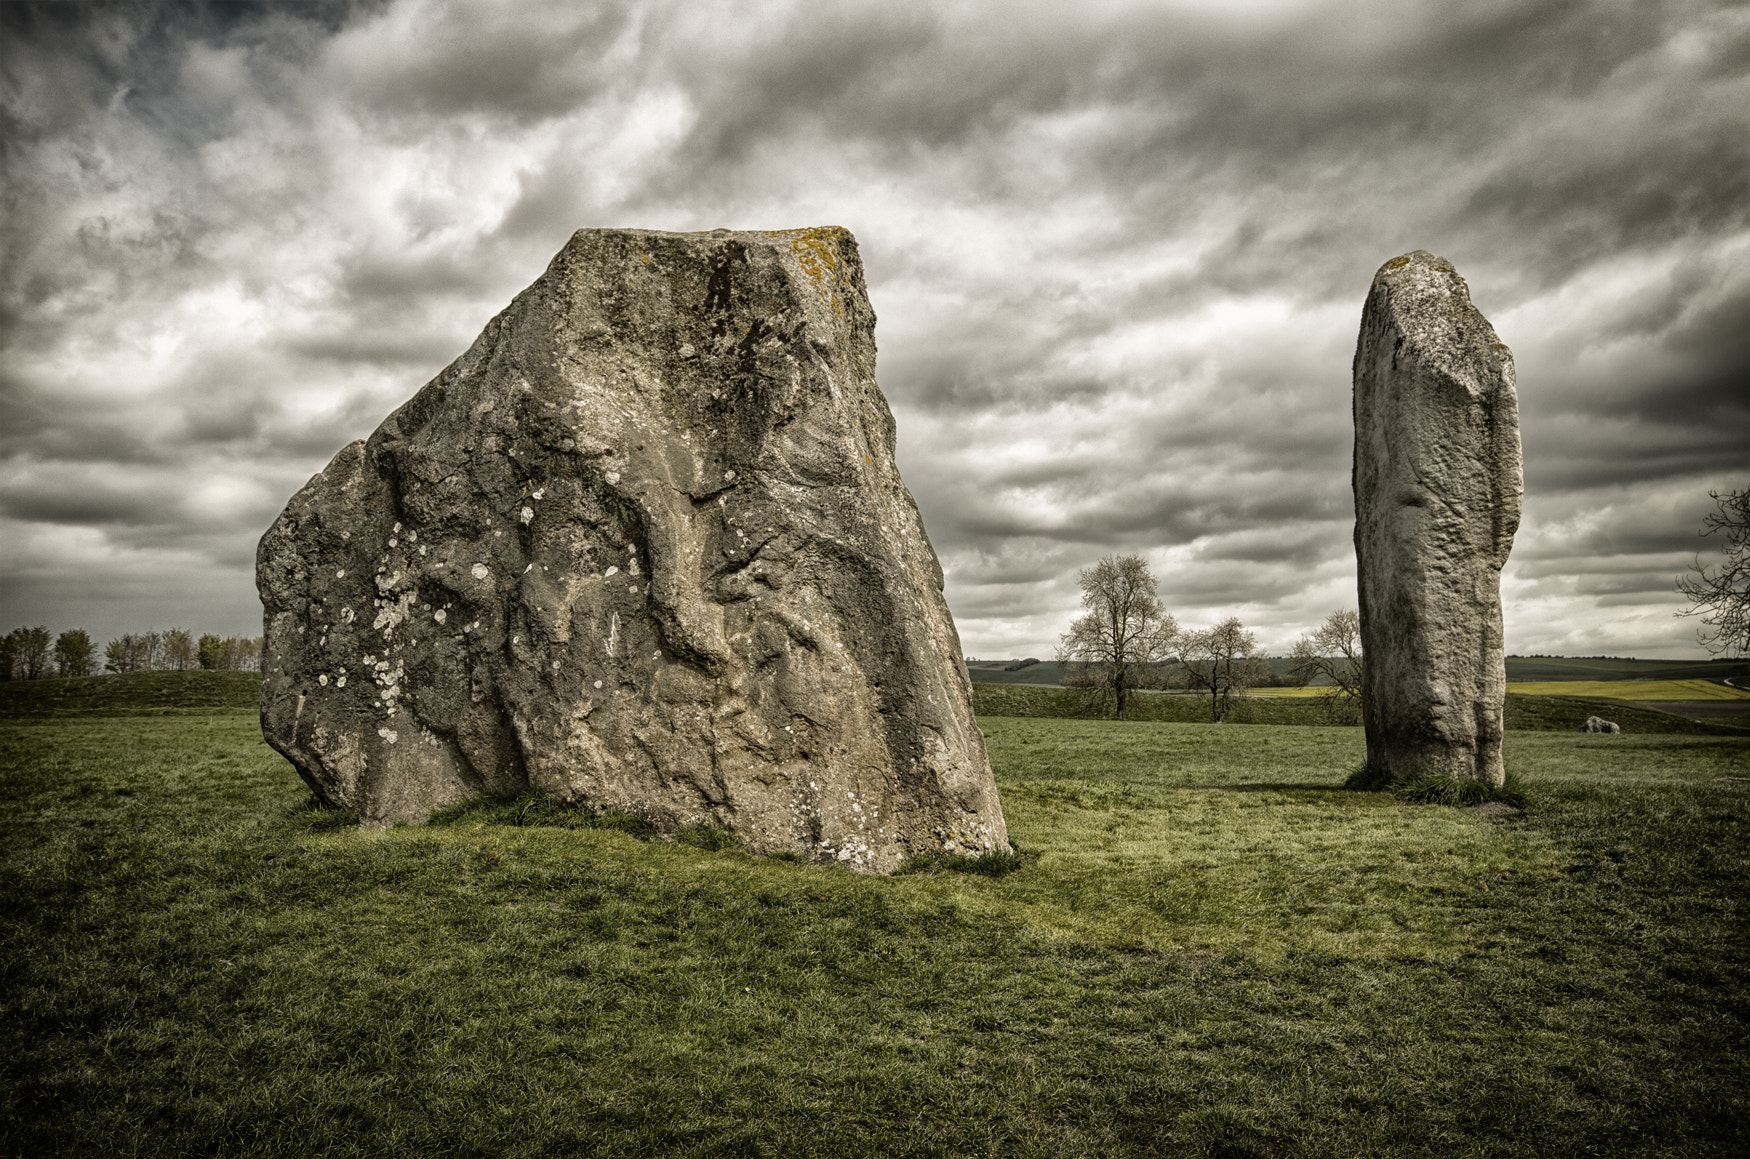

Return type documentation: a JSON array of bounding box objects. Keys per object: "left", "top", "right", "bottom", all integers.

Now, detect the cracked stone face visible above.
[
  {"left": 1352, "top": 250, "right": 1523, "bottom": 786},
  {"left": 257, "top": 226, "right": 1009, "bottom": 871}
]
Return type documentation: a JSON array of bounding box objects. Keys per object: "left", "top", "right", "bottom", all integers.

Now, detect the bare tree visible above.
[
  {"left": 1289, "top": 609, "right": 1364, "bottom": 724},
  {"left": 1678, "top": 486, "right": 1750, "bottom": 656},
  {"left": 54, "top": 629, "right": 96, "bottom": 678},
  {"left": 1177, "top": 617, "right": 1267, "bottom": 722},
  {"left": 1057, "top": 554, "right": 1178, "bottom": 721}
]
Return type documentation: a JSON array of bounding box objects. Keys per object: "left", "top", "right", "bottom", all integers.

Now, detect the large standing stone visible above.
[
  {"left": 1352, "top": 250, "right": 1522, "bottom": 786},
  {"left": 257, "top": 227, "right": 1009, "bottom": 871}
]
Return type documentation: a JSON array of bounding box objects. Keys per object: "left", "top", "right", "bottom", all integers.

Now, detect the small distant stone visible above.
[{"left": 1579, "top": 716, "right": 1621, "bottom": 734}]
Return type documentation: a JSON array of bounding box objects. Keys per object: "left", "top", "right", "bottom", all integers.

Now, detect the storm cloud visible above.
[{"left": 3, "top": 0, "right": 1745, "bottom": 656}]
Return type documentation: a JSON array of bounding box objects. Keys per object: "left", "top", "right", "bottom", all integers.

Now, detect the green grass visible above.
[
  {"left": 3, "top": 680, "right": 1748, "bottom": 1156},
  {"left": 1504, "top": 694, "right": 1750, "bottom": 735},
  {"left": 1343, "top": 762, "right": 1530, "bottom": 809},
  {"left": 974, "top": 682, "right": 1750, "bottom": 735}
]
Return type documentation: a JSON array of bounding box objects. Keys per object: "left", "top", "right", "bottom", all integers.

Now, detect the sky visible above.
[{"left": 2, "top": 0, "right": 1746, "bottom": 660}]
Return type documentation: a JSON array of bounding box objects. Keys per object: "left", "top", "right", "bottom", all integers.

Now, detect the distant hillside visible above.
[
  {"left": 968, "top": 656, "right": 1749, "bottom": 686},
  {"left": 966, "top": 657, "right": 1310, "bottom": 686},
  {"left": 0, "top": 670, "right": 262, "bottom": 715},
  {"left": 969, "top": 683, "right": 1748, "bottom": 734},
  {"left": 964, "top": 660, "right": 1073, "bottom": 685},
  {"left": 1502, "top": 656, "right": 1749, "bottom": 683}
]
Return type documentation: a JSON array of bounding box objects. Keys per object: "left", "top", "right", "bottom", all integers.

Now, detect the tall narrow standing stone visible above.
[
  {"left": 1352, "top": 250, "right": 1522, "bottom": 785},
  {"left": 258, "top": 227, "right": 1009, "bottom": 871}
]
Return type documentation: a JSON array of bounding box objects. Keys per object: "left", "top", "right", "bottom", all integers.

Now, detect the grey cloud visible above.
[
  {"left": 278, "top": 326, "right": 462, "bottom": 368},
  {"left": 490, "top": 154, "right": 595, "bottom": 244},
  {"left": 0, "top": 549, "right": 263, "bottom": 645},
  {"left": 1520, "top": 485, "right": 1747, "bottom": 562},
  {"left": 323, "top": 1, "right": 635, "bottom": 122},
  {"left": 1191, "top": 522, "right": 1351, "bottom": 566},
  {"left": 916, "top": 466, "right": 1349, "bottom": 557},
  {"left": 945, "top": 554, "right": 1073, "bottom": 589},
  {"left": 0, "top": 391, "right": 162, "bottom": 465},
  {"left": 335, "top": 247, "right": 510, "bottom": 305},
  {"left": 1667, "top": 279, "right": 1750, "bottom": 363},
  {"left": 677, "top": 10, "right": 946, "bottom": 160},
  {"left": 1463, "top": 108, "right": 1750, "bottom": 278},
  {"left": 0, "top": 457, "right": 286, "bottom": 535},
  {"left": 1527, "top": 416, "right": 1747, "bottom": 492},
  {"left": 1516, "top": 558, "right": 1691, "bottom": 593},
  {"left": 0, "top": 473, "right": 177, "bottom": 528},
  {"left": 1613, "top": 370, "right": 1750, "bottom": 435},
  {"left": 1, "top": 0, "right": 1742, "bottom": 660}
]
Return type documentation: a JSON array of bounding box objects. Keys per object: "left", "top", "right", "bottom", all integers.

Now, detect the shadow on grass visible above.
[
  {"left": 429, "top": 791, "right": 658, "bottom": 838},
  {"left": 1344, "top": 763, "right": 1530, "bottom": 809},
  {"left": 1185, "top": 782, "right": 1354, "bottom": 793},
  {"left": 285, "top": 793, "right": 357, "bottom": 833},
  {"left": 428, "top": 792, "right": 753, "bottom": 856},
  {"left": 896, "top": 842, "right": 1031, "bottom": 878}
]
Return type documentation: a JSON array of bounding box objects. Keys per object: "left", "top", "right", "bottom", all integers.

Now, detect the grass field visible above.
[
  {"left": 1248, "top": 679, "right": 1750, "bottom": 702},
  {"left": 1506, "top": 680, "right": 1750, "bottom": 702},
  {"left": 1496, "top": 657, "right": 1750, "bottom": 683},
  {"left": 970, "top": 682, "right": 1750, "bottom": 736},
  {"left": 0, "top": 669, "right": 263, "bottom": 714},
  {"left": 3, "top": 679, "right": 1749, "bottom": 1156},
  {"left": 968, "top": 657, "right": 1750, "bottom": 689}
]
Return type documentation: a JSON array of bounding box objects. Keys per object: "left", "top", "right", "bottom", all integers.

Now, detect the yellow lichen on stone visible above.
[
  {"left": 787, "top": 227, "right": 848, "bottom": 319},
  {"left": 1374, "top": 253, "right": 1428, "bottom": 291}
]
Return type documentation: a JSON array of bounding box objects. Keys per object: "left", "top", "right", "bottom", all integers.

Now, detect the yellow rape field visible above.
[{"left": 1505, "top": 679, "right": 1750, "bottom": 701}]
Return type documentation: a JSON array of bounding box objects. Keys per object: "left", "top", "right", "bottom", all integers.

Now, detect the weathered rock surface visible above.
[
  {"left": 1352, "top": 250, "right": 1522, "bottom": 786},
  {"left": 258, "top": 226, "right": 1008, "bottom": 871},
  {"left": 1580, "top": 716, "right": 1621, "bottom": 734}
]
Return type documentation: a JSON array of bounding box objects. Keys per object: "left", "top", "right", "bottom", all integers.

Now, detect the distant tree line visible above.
[
  {"left": 1057, "top": 554, "right": 1363, "bottom": 723},
  {"left": 0, "top": 626, "right": 262, "bottom": 680}
]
